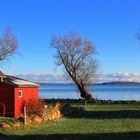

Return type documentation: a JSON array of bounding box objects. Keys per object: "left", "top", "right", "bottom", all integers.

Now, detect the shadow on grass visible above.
[
  {"left": 1, "top": 132, "right": 140, "bottom": 140},
  {"left": 67, "top": 107, "right": 140, "bottom": 119}
]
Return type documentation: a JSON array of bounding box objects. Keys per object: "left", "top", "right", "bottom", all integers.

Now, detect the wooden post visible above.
[
  {"left": 24, "top": 106, "right": 27, "bottom": 126},
  {"left": 85, "top": 99, "right": 87, "bottom": 106},
  {"left": 3, "top": 104, "right": 5, "bottom": 117},
  {"left": 1, "top": 103, "right": 6, "bottom": 117}
]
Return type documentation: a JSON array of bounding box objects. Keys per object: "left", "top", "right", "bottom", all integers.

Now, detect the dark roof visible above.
[{"left": 2, "top": 75, "right": 40, "bottom": 87}]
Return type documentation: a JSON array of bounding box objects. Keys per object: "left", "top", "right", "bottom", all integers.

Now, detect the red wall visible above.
[
  {"left": 0, "top": 82, "right": 39, "bottom": 118},
  {"left": 14, "top": 87, "right": 38, "bottom": 118},
  {"left": 0, "top": 82, "right": 14, "bottom": 117}
]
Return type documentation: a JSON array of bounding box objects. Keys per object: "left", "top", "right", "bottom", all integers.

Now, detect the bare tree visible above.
[
  {"left": 0, "top": 27, "right": 18, "bottom": 61},
  {"left": 51, "top": 32, "right": 98, "bottom": 100}
]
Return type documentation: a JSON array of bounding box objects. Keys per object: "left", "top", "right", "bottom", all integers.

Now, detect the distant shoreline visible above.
[{"left": 39, "top": 81, "right": 140, "bottom": 86}]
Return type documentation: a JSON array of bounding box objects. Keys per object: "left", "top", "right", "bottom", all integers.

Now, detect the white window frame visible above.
[{"left": 18, "top": 90, "right": 23, "bottom": 98}]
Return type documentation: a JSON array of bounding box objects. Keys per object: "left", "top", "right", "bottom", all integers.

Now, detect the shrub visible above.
[{"left": 22, "top": 98, "right": 46, "bottom": 117}]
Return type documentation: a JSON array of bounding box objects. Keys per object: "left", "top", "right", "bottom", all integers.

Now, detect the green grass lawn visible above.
[{"left": 1, "top": 104, "right": 140, "bottom": 140}]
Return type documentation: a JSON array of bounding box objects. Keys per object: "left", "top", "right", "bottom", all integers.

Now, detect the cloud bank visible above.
[
  {"left": 16, "top": 72, "right": 140, "bottom": 83},
  {"left": 96, "top": 72, "right": 140, "bottom": 83}
]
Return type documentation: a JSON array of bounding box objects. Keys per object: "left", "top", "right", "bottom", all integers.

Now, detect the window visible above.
[{"left": 18, "top": 90, "right": 23, "bottom": 98}]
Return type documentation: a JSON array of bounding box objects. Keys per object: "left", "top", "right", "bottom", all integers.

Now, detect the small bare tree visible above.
[
  {"left": 51, "top": 32, "right": 98, "bottom": 100},
  {"left": 0, "top": 27, "right": 18, "bottom": 61}
]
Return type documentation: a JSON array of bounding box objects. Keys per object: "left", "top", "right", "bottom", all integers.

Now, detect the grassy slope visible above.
[{"left": 1, "top": 104, "right": 140, "bottom": 140}]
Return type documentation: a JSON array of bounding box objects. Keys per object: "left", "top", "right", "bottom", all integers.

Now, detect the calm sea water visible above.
[{"left": 39, "top": 84, "right": 140, "bottom": 101}]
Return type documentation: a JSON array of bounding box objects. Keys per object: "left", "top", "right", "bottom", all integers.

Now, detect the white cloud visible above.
[
  {"left": 96, "top": 72, "right": 140, "bottom": 83},
  {"left": 15, "top": 72, "right": 140, "bottom": 83},
  {"left": 16, "top": 73, "right": 72, "bottom": 83}
]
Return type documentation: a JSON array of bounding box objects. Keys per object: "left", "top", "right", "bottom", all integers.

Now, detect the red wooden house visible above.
[{"left": 0, "top": 72, "right": 39, "bottom": 118}]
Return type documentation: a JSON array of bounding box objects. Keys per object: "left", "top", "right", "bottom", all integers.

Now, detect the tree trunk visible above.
[{"left": 77, "top": 84, "right": 92, "bottom": 100}]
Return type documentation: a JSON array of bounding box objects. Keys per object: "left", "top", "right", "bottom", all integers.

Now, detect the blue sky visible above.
[{"left": 0, "top": 0, "right": 140, "bottom": 75}]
